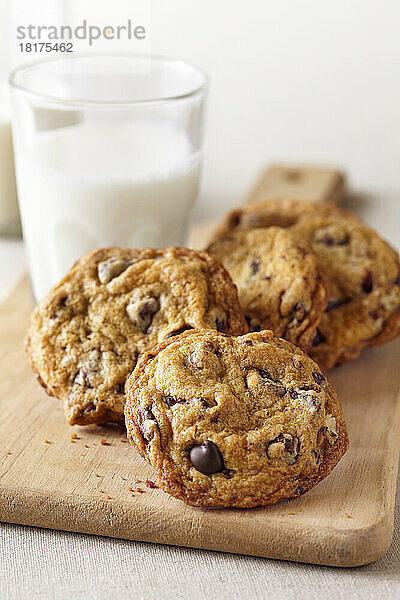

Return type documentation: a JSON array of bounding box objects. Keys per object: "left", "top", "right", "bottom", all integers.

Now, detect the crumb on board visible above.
[
  {"left": 106, "top": 496, "right": 112, "bottom": 500},
  {"left": 5, "top": 451, "right": 12, "bottom": 455},
  {"left": 129, "top": 486, "right": 145, "bottom": 493},
  {"left": 84, "top": 444, "right": 90, "bottom": 448},
  {"left": 100, "top": 439, "right": 111, "bottom": 446},
  {"left": 145, "top": 480, "right": 158, "bottom": 489},
  {"left": 70, "top": 433, "right": 80, "bottom": 442},
  {"left": 120, "top": 438, "right": 127, "bottom": 443},
  {"left": 289, "top": 512, "right": 296, "bottom": 516},
  {"left": 345, "top": 513, "right": 352, "bottom": 519},
  {"left": 95, "top": 473, "right": 101, "bottom": 477},
  {"left": 44, "top": 439, "right": 52, "bottom": 444},
  {"left": 120, "top": 476, "right": 127, "bottom": 481},
  {"left": 98, "top": 489, "right": 105, "bottom": 494}
]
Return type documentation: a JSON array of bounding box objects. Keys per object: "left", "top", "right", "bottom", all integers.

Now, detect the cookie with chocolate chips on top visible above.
[
  {"left": 26, "top": 247, "right": 247, "bottom": 426},
  {"left": 207, "top": 227, "right": 328, "bottom": 351},
  {"left": 212, "top": 198, "right": 400, "bottom": 370},
  {"left": 125, "top": 329, "right": 348, "bottom": 508}
]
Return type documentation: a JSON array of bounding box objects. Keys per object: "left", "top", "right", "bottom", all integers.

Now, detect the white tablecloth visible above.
[{"left": 0, "top": 228, "right": 399, "bottom": 600}]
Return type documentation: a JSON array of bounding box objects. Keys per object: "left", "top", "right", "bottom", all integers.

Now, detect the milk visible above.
[{"left": 15, "top": 120, "right": 201, "bottom": 300}]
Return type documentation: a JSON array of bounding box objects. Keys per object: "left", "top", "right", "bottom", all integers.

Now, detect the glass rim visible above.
[{"left": 9, "top": 52, "right": 209, "bottom": 107}]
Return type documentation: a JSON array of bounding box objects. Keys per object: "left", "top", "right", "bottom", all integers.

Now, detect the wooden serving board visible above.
[{"left": 1, "top": 167, "right": 399, "bottom": 567}]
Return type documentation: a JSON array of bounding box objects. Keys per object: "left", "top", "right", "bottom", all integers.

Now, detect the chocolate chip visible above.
[
  {"left": 312, "top": 371, "right": 325, "bottom": 386},
  {"left": 258, "top": 370, "right": 286, "bottom": 397},
  {"left": 266, "top": 433, "right": 299, "bottom": 465},
  {"left": 247, "top": 369, "right": 286, "bottom": 397},
  {"left": 215, "top": 316, "right": 227, "bottom": 333},
  {"left": 312, "top": 328, "right": 325, "bottom": 346},
  {"left": 258, "top": 369, "right": 273, "bottom": 380},
  {"left": 222, "top": 468, "right": 234, "bottom": 479},
  {"left": 286, "top": 302, "right": 307, "bottom": 332},
  {"left": 83, "top": 402, "right": 96, "bottom": 413},
  {"left": 142, "top": 408, "right": 155, "bottom": 421},
  {"left": 291, "top": 302, "right": 306, "bottom": 321},
  {"left": 289, "top": 387, "right": 322, "bottom": 411},
  {"left": 167, "top": 326, "right": 193, "bottom": 338},
  {"left": 126, "top": 297, "right": 160, "bottom": 333},
  {"left": 244, "top": 340, "right": 254, "bottom": 347},
  {"left": 369, "top": 308, "right": 382, "bottom": 321},
  {"left": 314, "top": 227, "right": 349, "bottom": 246},
  {"left": 165, "top": 395, "right": 186, "bottom": 407},
  {"left": 362, "top": 271, "right": 373, "bottom": 294},
  {"left": 50, "top": 294, "right": 68, "bottom": 319},
  {"left": 245, "top": 315, "right": 261, "bottom": 332},
  {"left": 189, "top": 440, "right": 224, "bottom": 474},
  {"left": 98, "top": 257, "right": 130, "bottom": 284},
  {"left": 210, "top": 411, "right": 219, "bottom": 423},
  {"left": 326, "top": 297, "right": 351, "bottom": 312},
  {"left": 250, "top": 259, "right": 260, "bottom": 275},
  {"left": 139, "top": 408, "right": 158, "bottom": 443},
  {"left": 73, "top": 368, "right": 93, "bottom": 388}
]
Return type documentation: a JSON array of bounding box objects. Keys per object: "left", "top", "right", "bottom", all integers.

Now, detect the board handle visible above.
[{"left": 246, "top": 164, "right": 345, "bottom": 205}]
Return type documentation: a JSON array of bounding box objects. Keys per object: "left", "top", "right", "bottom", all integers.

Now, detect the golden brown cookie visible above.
[
  {"left": 212, "top": 199, "right": 400, "bottom": 370},
  {"left": 125, "top": 329, "right": 348, "bottom": 508},
  {"left": 207, "top": 227, "right": 328, "bottom": 351},
  {"left": 26, "top": 247, "right": 247, "bottom": 425}
]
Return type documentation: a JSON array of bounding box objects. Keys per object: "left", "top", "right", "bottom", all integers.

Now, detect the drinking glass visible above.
[{"left": 10, "top": 54, "right": 208, "bottom": 300}]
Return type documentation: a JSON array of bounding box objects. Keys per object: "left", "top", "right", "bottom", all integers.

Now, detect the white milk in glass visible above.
[
  {"left": 0, "top": 84, "right": 19, "bottom": 236},
  {"left": 16, "top": 120, "right": 201, "bottom": 300}
]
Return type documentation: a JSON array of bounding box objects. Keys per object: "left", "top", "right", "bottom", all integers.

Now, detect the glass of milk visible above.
[{"left": 10, "top": 55, "right": 208, "bottom": 300}]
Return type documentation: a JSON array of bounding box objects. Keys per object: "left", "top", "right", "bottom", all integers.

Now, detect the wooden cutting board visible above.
[{"left": 0, "top": 166, "right": 399, "bottom": 567}]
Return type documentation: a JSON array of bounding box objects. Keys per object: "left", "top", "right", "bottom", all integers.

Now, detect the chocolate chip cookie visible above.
[
  {"left": 213, "top": 199, "right": 400, "bottom": 370},
  {"left": 26, "top": 247, "right": 248, "bottom": 425},
  {"left": 125, "top": 329, "right": 348, "bottom": 507},
  {"left": 207, "top": 227, "right": 328, "bottom": 351}
]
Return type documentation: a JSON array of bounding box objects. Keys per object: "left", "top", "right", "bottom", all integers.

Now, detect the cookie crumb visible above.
[
  {"left": 135, "top": 487, "right": 145, "bottom": 493},
  {"left": 106, "top": 495, "right": 112, "bottom": 500},
  {"left": 120, "top": 476, "right": 127, "bottom": 481},
  {"left": 120, "top": 438, "right": 127, "bottom": 443},
  {"left": 98, "top": 489, "right": 105, "bottom": 494},
  {"left": 70, "top": 433, "right": 80, "bottom": 441},
  {"left": 95, "top": 473, "right": 101, "bottom": 477},
  {"left": 84, "top": 444, "right": 90, "bottom": 448},
  {"left": 289, "top": 512, "right": 296, "bottom": 515},
  {"left": 100, "top": 439, "right": 111, "bottom": 446},
  {"left": 145, "top": 480, "right": 157, "bottom": 489},
  {"left": 5, "top": 451, "right": 12, "bottom": 455},
  {"left": 345, "top": 513, "right": 352, "bottom": 519},
  {"left": 44, "top": 439, "right": 52, "bottom": 444}
]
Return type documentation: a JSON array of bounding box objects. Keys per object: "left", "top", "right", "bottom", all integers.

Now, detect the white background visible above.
[{"left": 6, "top": 0, "right": 400, "bottom": 223}]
